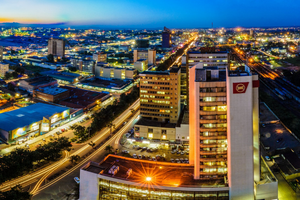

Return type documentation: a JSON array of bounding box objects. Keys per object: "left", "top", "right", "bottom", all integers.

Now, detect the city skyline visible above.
[{"left": 0, "top": 0, "right": 300, "bottom": 28}]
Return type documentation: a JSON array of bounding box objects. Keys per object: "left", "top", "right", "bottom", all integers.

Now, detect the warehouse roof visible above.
[{"left": 0, "top": 103, "right": 69, "bottom": 131}]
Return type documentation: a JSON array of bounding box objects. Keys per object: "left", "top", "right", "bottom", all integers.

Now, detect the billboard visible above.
[{"left": 233, "top": 82, "right": 249, "bottom": 94}]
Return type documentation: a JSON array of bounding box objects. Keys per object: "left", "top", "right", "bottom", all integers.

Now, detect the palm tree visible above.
[{"left": 105, "top": 145, "right": 113, "bottom": 154}]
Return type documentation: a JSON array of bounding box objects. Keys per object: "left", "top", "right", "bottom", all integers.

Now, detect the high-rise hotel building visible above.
[
  {"left": 48, "top": 38, "right": 65, "bottom": 58},
  {"left": 189, "top": 63, "right": 260, "bottom": 199}
]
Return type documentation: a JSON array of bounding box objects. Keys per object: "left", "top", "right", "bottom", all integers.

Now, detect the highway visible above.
[
  {"left": 32, "top": 110, "right": 140, "bottom": 199},
  {"left": 0, "top": 99, "right": 140, "bottom": 193}
]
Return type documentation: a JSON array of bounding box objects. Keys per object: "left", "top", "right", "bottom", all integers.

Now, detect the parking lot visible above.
[{"left": 117, "top": 135, "right": 189, "bottom": 164}]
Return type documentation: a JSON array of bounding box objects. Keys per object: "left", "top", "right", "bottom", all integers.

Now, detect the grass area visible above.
[
  {"left": 274, "top": 56, "right": 300, "bottom": 68},
  {"left": 23, "top": 65, "right": 51, "bottom": 73},
  {"left": 260, "top": 90, "right": 300, "bottom": 138}
]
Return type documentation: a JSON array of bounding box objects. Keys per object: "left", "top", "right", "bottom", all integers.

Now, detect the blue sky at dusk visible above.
[{"left": 0, "top": 0, "right": 299, "bottom": 28}]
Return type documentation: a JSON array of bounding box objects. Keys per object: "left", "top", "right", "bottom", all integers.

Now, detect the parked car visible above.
[
  {"left": 74, "top": 177, "right": 80, "bottom": 184},
  {"left": 142, "top": 155, "right": 146, "bottom": 159},
  {"left": 265, "top": 156, "right": 271, "bottom": 161},
  {"left": 133, "top": 154, "right": 137, "bottom": 159},
  {"left": 138, "top": 155, "right": 142, "bottom": 159},
  {"left": 171, "top": 150, "right": 176, "bottom": 154},
  {"left": 141, "top": 147, "right": 147, "bottom": 151},
  {"left": 152, "top": 157, "right": 157, "bottom": 161},
  {"left": 177, "top": 151, "right": 181, "bottom": 154},
  {"left": 171, "top": 158, "right": 175, "bottom": 163},
  {"left": 181, "top": 151, "right": 185, "bottom": 155}
]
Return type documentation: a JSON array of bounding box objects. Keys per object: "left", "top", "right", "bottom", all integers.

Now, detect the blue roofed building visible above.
[
  {"left": 0, "top": 103, "right": 70, "bottom": 143},
  {"left": 41, "top": 70, "right": 82, "bottom": 84}
]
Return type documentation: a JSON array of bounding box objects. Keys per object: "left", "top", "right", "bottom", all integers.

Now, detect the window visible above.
[
  {"left": 162, "top": 135, "right": 166, "bottom": 139},
  {"left": 217, "top": 106, "right": 227, "bottom": 111},
  {"left": 203, "top": 97, "right": 216, "bottom": 102},
  {"left": 162, "top": 130, "right": 167, "bottom": 134},
  {"left": 148, "top": 128, "right": 153, "bottom": 133},
  {"left": 148, "top": 133, "right": 153, "bottom": 138},
  {"left": 202, "top": 106, "right": 216, "bottom": 111}
]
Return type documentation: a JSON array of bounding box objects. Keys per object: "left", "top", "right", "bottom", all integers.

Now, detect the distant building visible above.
[
  {"left": 33, "top": 86, "right": 70, "bottom": 103},
  {"left": 134, "top": 59, "right": 148, "bottom": 72},
  {"left": 19, "top": 76, "right": 58, "bottom": 93},
  {"left": 0, "top": 103, "right": 70, "bottom": 143},
  {"left": 162, "top": 27, "right": 171, "bottom": 48},
  {"left": 0, "top": 46, "right": 3, "bottom": 62},
  {"left": 93, "top": 52, "right": 107, "bottom": 63},
  {"left": 48, "top": 39, "right": 65, "bottom": 58},
  {"left": 71, "top": 58, "right": 95, "bottom": 74},
  {"left": 133, "top": 49, "right": 156, "bottom": 65},
  {"left": 94, "top": 66, "right": 137, "bottom": 80},
  {"left": 0, "top": 62, "right": 9, "bottom": 77}
]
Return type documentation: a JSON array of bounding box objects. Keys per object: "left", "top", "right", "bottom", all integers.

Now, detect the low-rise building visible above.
[
  {"left": 134, "top": 59, "right": 148, "bottom": 72},
  {"left": 41, "top": 70, "right": 81, "bottom": 84},
  {"left": 71, "top": 58, "right": 95, "bottom": 74},
  {"left": 33, "top": 86, "right": 70, "bottom": 102},
  {"left": 19, "top": 76, "right": 58, "bottom": 93},
  {"left": 94, "top": 66, "right": 137, "bottom": 80},
  {"left": 93, "top": 52, "right": 107, "bottom": 63},
  {"left": 0, "top": 103, "right": 70, "bottom": 143}
]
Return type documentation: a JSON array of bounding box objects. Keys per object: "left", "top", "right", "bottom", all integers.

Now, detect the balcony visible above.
[
  {"left": 200, "top": 151, "right": 227, "bottom": 155},
  {"left": 200, "top": 135, "right": 227, "bottom": 140},
  {"left": 199, "top": 101, "right": 227, "bottom": 106},
  {"left": 200, "top": 157, "right": 227, "bottom": 162}
]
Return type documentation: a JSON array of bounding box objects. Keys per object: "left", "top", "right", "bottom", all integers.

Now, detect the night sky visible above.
[{"left": 0, "top": 0, "right": 299, "bottom": 28}]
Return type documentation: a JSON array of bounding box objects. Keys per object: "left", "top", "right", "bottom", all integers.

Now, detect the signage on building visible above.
[{"left": 233, "top": 82, "right": 249, "bottom": 94}]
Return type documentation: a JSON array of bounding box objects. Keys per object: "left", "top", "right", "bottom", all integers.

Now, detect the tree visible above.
[
  {"left": 70, "top": 155, "right": 81, "bottom": 164},
  {"left": 68, "top": 66, "right": 77, "bottom": 72},
  {"left": 88, "top": 141, "right": 96, "bottom": 149},
  {"left": 105, "top": 145, "right": 113, "bottom": 154},
  {"left": 47, "top": 54, "right": 54, "bottom": 62},
  {"left": 0, "top": 185, "right": 32, "bottom": 200},
  {"left": 71, "top": 125, "right": 87, "bottom": 138},
  {"left": 4, "top": 72, "right": 12, "bottom": 80},
  {"left": 107, "top": 122, "right": 115, "bottom": 136}
]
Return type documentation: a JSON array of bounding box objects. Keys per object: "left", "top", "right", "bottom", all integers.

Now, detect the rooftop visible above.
[
  {"left": 35, "top": 86, "right": 68, "bottom": 95},
  {"left": 136, "top": 118, "right": 177, "bottom": 128},
  {"left": 0, "top": 103, "right": 68, "bottom": 132},
  {"left": 82, "top": 155, "right": 227, "bottom": 188}
]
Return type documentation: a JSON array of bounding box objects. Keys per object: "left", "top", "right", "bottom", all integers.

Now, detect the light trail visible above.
[
  {"left": 0, "top": 99, "right": 140, "bottom": 192},
  {"left": 34, "top": 111, "right": 140, "bottom": 195}
]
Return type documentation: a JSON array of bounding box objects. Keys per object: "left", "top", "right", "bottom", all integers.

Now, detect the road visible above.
[
  {"left": 32, "top": 111, "right": 140, "bottom": 200},
  {"left": 0, "top": 99, "right": 140, "bottom": 192}
]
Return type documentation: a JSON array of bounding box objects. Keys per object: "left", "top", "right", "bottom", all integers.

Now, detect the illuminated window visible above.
[
  {"left": 203, "top": 97, "right": 216, "bottom": 102},
  {"left": 148, "top": 133, "right": 153, "bottom": 138},
  {"left": 121, "top": 70, "right": 125, "bottom": 79},
  {"left": 110, "top": 69, "right": 114, "bottom": 78},
  {"left": 141, "top": 99, "right": 148, "bottom": 102},
  {"left": 217, "top": 106, "right": 227, "bottom": 111},
  {"left": 141, "top": 90, "right": 147, "bottom": 93},
  {"left": 157, "top": 91, "right": 165, "bottom": 94},
  {"left": 162, "top": 135, "right": 166, "bottom": 139},
  {"left": 203, "top": 106, "right": 216, "bottom": 111},
  {"left": 100, "top": 69, "right": 103, "bottom": 76},
  {"left": 188, "top": 60, "right": 194, "bottom": 62}
]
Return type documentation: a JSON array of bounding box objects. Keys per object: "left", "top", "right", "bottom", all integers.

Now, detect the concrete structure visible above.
[
  {"left": 186, "top": 49, "right": 228, "bottom": 107},
  {"left": 0, "top": 62, "right": 9, "bottom": 77},
  {"left": 0, "top": 103, "right": 70, "bottom": 143},
  {"left": 162, "top": 27, "right": 171, "bottom": 48},
  {"left": 0, "top": 46, "right": 3, "bottom": 62},
  {"left": 133, "top": 49, "right": 156, "bottom": 65},
  {"left": 92, "top": 52, "right": 107, "bottom": 63},
  {"left": 48, "top": 39, "right": 65, "bottom": 57},
  {"left": 189, "top": 63, "right": 261, "bottom": 199},
  {"left": 94, "top": 66, "right": 137, "bottom": 80},
  {"left": 134, "top": 59, "right": 148, "bottom": 72},
  {"left": 19, "top": 76, "right": 58, "bottom": 93},
  {"left": 71, "top": 58, "right": 95, "bottom": 74},
  {"left": 59, "top": 86, "right": 110, "bottom": 110},
  {"left": 33, "top": 86, "right": 70, "bottom": 102},
  {"left": 40, "top": 70, "right": 81, "bottom": 84},
  {"left": 139, "top": 67, "right": 181, "bottom": 123}
]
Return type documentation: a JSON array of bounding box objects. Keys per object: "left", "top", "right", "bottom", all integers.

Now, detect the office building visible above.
[
  {"left": 95, "top": 66, "right": 137, "bottom": 80},
  {"left": 133, "top": 49, "right": 156, "bottom": 65},
  {"left": 162, "top": 27, "right": 171, "bottom": 48},
  {"left": 0, "top": 103, "right": 70, "bottom": 143},
  {"left": 139, "top": 67, "right": 181, "bottom": 124},
  {"left": 189, "top": 63, "right": 264, "bottom": 199},
  {"left": 0, "top": 62, "right": 9, "bottom": 77},
  {"left": 71, "top": 58, "right": 96, "bottom": 74},
  {"left": 0, "top": 46, "right": 3, "bottom": 62},
  {"left": 93, "top": 52, "right": 107, "bottom": 63},
  {"left": 48, "top": 38, "right": 65, "bottom": 57}
]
